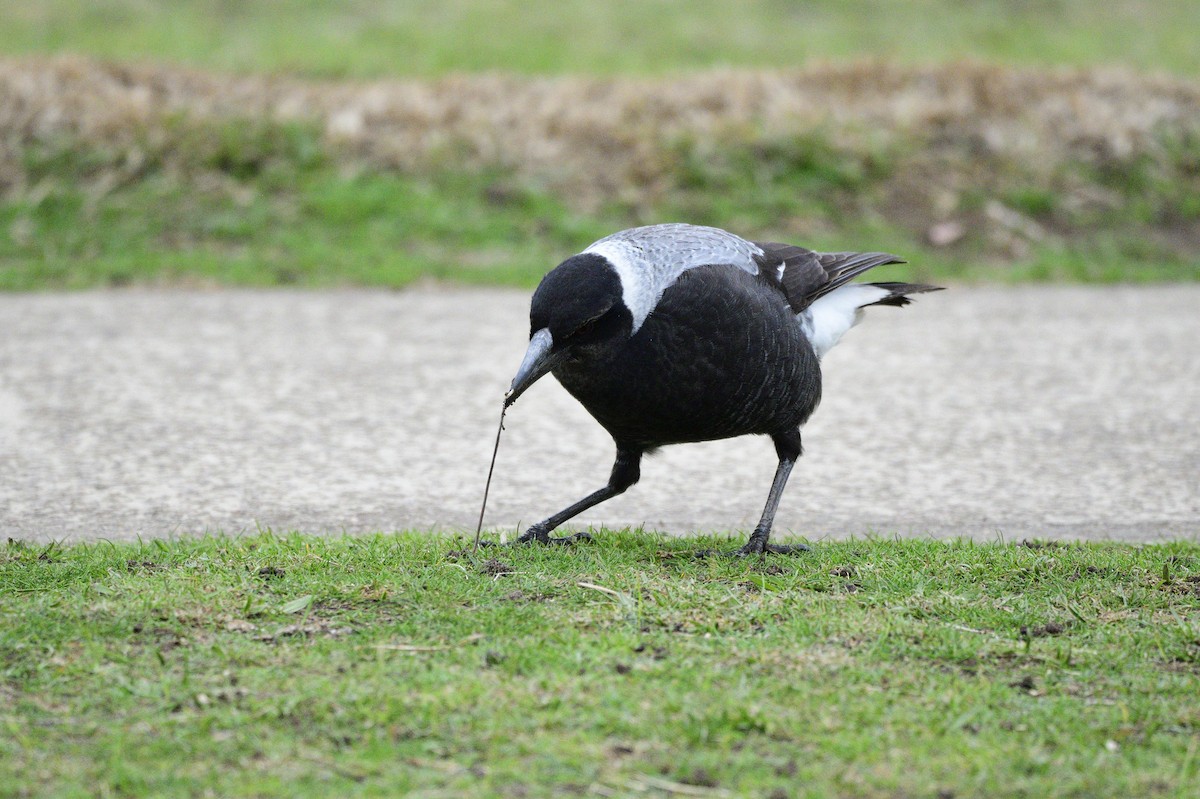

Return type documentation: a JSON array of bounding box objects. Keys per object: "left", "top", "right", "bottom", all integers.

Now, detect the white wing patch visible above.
[
  {"left": 798, "top": 283, "right": 891, "bottom": 359},
  {"left": 583, "top": 224, "right": 764, "bottom": 334}
]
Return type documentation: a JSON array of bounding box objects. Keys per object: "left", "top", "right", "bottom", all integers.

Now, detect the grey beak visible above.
[{"left": 506, "top": 328, "right": 558, "bottom": 407}]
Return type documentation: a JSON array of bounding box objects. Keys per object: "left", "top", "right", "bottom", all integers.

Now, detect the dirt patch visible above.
[
  {"left": 1009, "top": 674, "right": 1038, "bottom": 692},
  {"left": 309, "top": 596, "right": 407, "bottom": 624},
  {"left": 480, "top": 558, "right": 515, "bottom": 577},
  {"left": 632, "top": 643, "right": 669, "bottom": 660},
  {"left": 499, "top": 589, "right": 556, "bottom": 603},
  {"left": 1154, "top": 573, "right": 1200, "bottom": 596},
  {"left": 682, "top": 768, "right": 719, "bottom": 788},
  {"left": 251, "top": 618, "right": 354, "bottom": 642},
  {"left": 1021, "top": 621, "right": 1067, "bottom": 638}
]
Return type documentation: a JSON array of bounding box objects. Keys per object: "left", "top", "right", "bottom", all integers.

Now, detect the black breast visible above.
[{"left": 551, "top": 266, "right": 822, "bottom": 449}]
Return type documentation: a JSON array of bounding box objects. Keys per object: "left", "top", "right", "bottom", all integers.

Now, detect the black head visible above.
[
  {"left": 507, "top": 253, "right": 631, "bottom": 406},
  {"left": 530, "top": 254, "right": 627, "bottom": 343}
]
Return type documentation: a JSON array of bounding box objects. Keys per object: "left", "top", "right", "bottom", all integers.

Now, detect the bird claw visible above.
[
  {"left": 546, "top": 532, "right": 593, "bottom": 546},
  {"left": 515, "top": 525, "right": 593, "bottom": 546},
  {"left": 687, "top": 540, "right": 810, "bottom": 558},
  {"left": 734, "top": 539, "right": 811, "bottom": 557}
]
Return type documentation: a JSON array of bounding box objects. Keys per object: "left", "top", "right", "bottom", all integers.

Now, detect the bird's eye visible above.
[{"left": 572, "top": 314, "right": 605, "bottom": 338}]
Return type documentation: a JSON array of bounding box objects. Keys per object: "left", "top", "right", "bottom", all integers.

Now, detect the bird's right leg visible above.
[
  {"left": 517, "top": 447, "right": 642, "bottom": 545},
  {"left": 736, "top": 429, "right": 810, "bottom": 556}
]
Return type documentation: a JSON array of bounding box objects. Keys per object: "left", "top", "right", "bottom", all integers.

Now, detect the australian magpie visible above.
[{"left": 505, "top": 223, "right": 941, "bottom": 554}]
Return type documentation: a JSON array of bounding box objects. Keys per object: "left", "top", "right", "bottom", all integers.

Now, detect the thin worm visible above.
[{"left": 473, "top": 402, "right": 507, "bottom": 552}]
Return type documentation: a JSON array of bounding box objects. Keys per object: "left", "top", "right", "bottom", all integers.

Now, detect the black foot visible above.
[
  {"left": 688, "top": 540, "right": 811, "bottom": 558},
  {"left": 515, "top": 524, "right": 593, "bottom": 546},
  {"left": 734, "top": 537, "right": 811, "bottom": 557}
]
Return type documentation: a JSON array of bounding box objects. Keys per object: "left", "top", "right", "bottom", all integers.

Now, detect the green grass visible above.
[
  {"left": 0, "top": 150, "right": 613, "bottom": 291},
  {"left": 3, "top": 531, "right": 1199, "bottom": 797},
  {"left": 2, "top": 0, "right": 1199, "bottom": 77},
  {"left": 4, "top": 120, "right": 1196, "bottom": 291},
  {"left": 3, "top": 3, "right": 1198, "bottom": 290}
]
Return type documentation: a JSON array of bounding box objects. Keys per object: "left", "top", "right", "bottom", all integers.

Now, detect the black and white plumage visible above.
[{"left": 505, "top": 223, "right": 941, "bottom": 554}]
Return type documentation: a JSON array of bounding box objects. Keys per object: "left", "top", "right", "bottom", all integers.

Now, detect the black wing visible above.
[{"left": 753, "top": 242, "right": 907, "bottom": 313}]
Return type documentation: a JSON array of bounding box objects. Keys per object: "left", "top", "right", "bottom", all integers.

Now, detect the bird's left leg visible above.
[
  {"left": 517, "top": 447, "right": 642, "bottom": 545},
  {"left": 737, "top": 430, "right": 810, "bottom": 556}
]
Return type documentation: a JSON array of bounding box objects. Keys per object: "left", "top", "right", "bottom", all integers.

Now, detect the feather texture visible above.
[
  {"left": 583, "top": 223, "right": 764, "bottom": 333},
  {"left": 799, "top": 281, "right": 943, "bottom": 359},
  {"left": 574, "top": 224, "right": 940, "bottom": 356},
  {"left": 752, "top": 243, "right": 906, "bottom": 313}
]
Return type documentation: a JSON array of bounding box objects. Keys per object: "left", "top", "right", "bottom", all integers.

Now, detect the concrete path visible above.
[{"left": 1, "top": 287, "right": 1197, "bottom": 544}]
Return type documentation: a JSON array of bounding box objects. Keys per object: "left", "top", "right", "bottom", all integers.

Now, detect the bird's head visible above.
[{"left": 506, "top": 253, "right": 631, "bottom": 407}]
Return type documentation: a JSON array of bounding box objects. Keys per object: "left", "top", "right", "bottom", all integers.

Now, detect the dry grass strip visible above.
[{"left": 3, "top": 56, "right": 1196, "bottom": 201}]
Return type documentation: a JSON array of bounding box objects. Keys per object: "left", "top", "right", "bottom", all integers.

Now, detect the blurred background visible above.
[{"left": 1, "top": 0, "right": 1197, "bottom": 291}]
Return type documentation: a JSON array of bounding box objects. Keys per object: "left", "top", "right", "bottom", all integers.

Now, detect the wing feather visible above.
[{"left": 753, "top": 242, "right": 906, "bottom": 313}]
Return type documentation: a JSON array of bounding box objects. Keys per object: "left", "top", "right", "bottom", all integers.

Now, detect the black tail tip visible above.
[{"left": 864, "top": 282, "right": 944, "bottom": 307}]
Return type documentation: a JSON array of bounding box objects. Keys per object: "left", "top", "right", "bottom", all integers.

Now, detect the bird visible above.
[{"left": 504, "top": 223, "right": 941, "bottom": 554}]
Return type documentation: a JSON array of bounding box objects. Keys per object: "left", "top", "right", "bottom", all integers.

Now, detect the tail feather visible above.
[
  {"left": 799, "top": 281, "right": 944, "bottom": 359},
  {"left": 861, "top": 282, "right": 944, "bottom": 308},
  {"left": 753, "top": 242, "right": 907, "bottom": 312}
]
